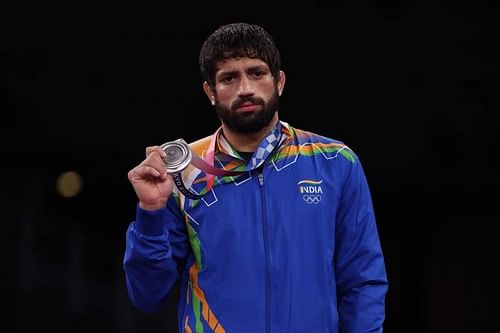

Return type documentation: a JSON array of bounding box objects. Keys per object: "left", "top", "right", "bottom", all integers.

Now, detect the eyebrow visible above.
[{"left": 217, "top": 65, "right": 269, "bottom": 78}]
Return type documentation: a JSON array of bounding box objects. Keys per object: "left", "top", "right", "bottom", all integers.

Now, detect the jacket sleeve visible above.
[
  {"left": 334, "top": 156, "right": 388, "bottom": 332},
  {"left": 123, "top": 197, "right": 190, "bottom": 313}
]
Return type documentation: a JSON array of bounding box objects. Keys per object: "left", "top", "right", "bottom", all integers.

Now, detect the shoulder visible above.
[
  {"left": 286, "top": 124, "right": 358, "bottom": 164},
  {"left": 188, "top": 135, "right": 212, "bottom": 157}
]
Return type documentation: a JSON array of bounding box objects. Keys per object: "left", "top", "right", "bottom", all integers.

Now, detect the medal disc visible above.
[{"left": 160, "top": 139, "right": 192, "bottom": 174}]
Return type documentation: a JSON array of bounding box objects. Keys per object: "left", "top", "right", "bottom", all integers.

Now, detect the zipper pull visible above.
[{"left": 258, "top": 173, "right": 264, "bottom": 186}]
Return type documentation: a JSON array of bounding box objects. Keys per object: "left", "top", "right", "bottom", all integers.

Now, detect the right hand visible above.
[{"left": 127, "top": 145, "right": 174, "bottom": 211}]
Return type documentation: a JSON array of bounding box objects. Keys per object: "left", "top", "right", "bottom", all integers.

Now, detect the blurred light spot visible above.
[{"left": 56, "top": 171, "right": 83, "bottom": 198}]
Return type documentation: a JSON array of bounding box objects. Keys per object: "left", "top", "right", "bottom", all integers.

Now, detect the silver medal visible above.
[{"left": 160, "top": 138, "right": 192, "bottom": 174}]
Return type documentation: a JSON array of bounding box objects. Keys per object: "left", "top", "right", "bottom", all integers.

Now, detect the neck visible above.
[{"left": 222, "top": 114, "right": 279, "bottom": 152}]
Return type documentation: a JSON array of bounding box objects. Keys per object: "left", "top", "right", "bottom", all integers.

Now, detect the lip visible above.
[{"left": 235, "top": 103, "right": 260, "bottom": 112}]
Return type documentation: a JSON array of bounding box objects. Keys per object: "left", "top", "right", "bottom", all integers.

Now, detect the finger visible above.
[
  {"left": 128, "top": 165, "right": 162, "bottom": 181},
  {"left": 146, "top": 146, "right": 166, "bottom": 158},
  {"left": 143, "top": 151, "right": 167, "bottom": 171}
]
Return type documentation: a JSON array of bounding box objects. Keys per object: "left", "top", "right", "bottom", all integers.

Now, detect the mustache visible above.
[{"left": 231, "top": 96, "right": 265, "bottom": 110}]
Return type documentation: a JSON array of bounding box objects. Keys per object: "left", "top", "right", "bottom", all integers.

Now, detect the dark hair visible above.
[{"left": 199, "top": 22, "right": 281, "bottom": 88}]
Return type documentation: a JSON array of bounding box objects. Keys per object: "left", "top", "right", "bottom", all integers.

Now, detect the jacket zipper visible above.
[{"left": 258, "top": 169, "right": 271, "bottom": 333}]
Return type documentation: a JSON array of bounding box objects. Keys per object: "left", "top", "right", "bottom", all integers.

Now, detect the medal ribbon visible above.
[{"left": 171, "top": 122, "right": 283, "bottom": 199}]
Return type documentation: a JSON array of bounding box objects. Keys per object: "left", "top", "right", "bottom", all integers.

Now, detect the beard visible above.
[{"left": 214, "top": 88, "right": 280, "bottom": 134}]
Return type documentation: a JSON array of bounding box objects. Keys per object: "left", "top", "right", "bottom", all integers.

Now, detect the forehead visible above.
[{"left": 215, "top": 57, "right": 269, "bottom": 74}]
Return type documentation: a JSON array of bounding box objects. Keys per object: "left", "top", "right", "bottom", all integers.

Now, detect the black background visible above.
[{"left": 2, "top": 1, "right": 499, "bottom": 332}]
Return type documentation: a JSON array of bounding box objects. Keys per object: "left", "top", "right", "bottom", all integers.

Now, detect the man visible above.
[{"left": 124, "top": 22, "right": 388, "bottom": 332}]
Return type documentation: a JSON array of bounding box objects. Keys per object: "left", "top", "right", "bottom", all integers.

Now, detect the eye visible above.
[
  {"left": 249, "top": 67, "right": 269, "bottom": 79},
  {"left": 220, "top": 75, "right": 234, "bottom": 83}
]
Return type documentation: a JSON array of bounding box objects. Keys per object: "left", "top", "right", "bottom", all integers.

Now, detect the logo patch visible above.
[{"left": 297, "top": 179, "right": 323, "bottom": 204}]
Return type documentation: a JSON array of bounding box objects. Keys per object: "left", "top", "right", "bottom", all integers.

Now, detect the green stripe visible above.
[
  {"left": 274, "top": 145, "right": 356, "bottom": 163},
  {"left": 191, "top": 282, "right": 204, "bottom": 333},
  {"left": 338, "top": 148, "right": 356, "bottom": 163},
  {"left": 186, "top": 224, "right": 202, "bottom": 270}
]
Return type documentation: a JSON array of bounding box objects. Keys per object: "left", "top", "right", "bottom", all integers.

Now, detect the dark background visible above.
[{"left": 2, "top": 1, "right": 498, "bottom": 332}]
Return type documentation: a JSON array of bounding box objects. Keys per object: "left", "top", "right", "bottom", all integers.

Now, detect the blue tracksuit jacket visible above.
[{"left": 123, "top": 121, "right": 388, "bottom": 332}]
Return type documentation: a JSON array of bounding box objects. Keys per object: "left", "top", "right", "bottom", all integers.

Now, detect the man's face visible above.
[{"left": 211, "top": 57, "right": 282, "bottom": 134}]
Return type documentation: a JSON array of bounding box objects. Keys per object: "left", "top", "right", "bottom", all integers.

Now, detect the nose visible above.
[{"left": 237, "top": 75, "right": 254, "bottom": 97}]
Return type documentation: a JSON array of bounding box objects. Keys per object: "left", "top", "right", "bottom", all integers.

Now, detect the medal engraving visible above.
[{"left": 160, "top": 139, "right": 192, "bottom": 174}]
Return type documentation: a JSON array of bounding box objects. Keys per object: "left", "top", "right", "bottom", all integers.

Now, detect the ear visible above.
[
  {"left": 203, "top": 81, "right": 216, "bottom": 105},
  {"left": 277, "top": 70, "right": 286, "bottom": 96}
]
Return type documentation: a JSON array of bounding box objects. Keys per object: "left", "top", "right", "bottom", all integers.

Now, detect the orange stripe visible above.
[
  {"left": 285, "top": 142, "right": 346, "bottom": 156},
  {"left": 189, "top": 264, "right": 226, "bottom": 333},
  {"left": 202, "top": 299, "right": 209, "bottom": 320},
  {"left": 193, "top": 176, "right": 208, "bottom": 185},
  {"left": 215, "top": 324, "right": 225, "bottom": 333},
  {"left": 225, "top": 160, "right": 241, "bottom": 169},
  {"left": 208, "top": 309, "right": 217, "bottom": 328},
  {"left": 184, "top": 316, "right": 192, "bottom": 333},
  {"left": 189, "top": 265, "right": 207, "bottom": 302}
]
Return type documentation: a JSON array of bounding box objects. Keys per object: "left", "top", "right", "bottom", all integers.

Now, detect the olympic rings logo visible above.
[{"left": 303, "top": 194, "right": 321, "bottom": 204}]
